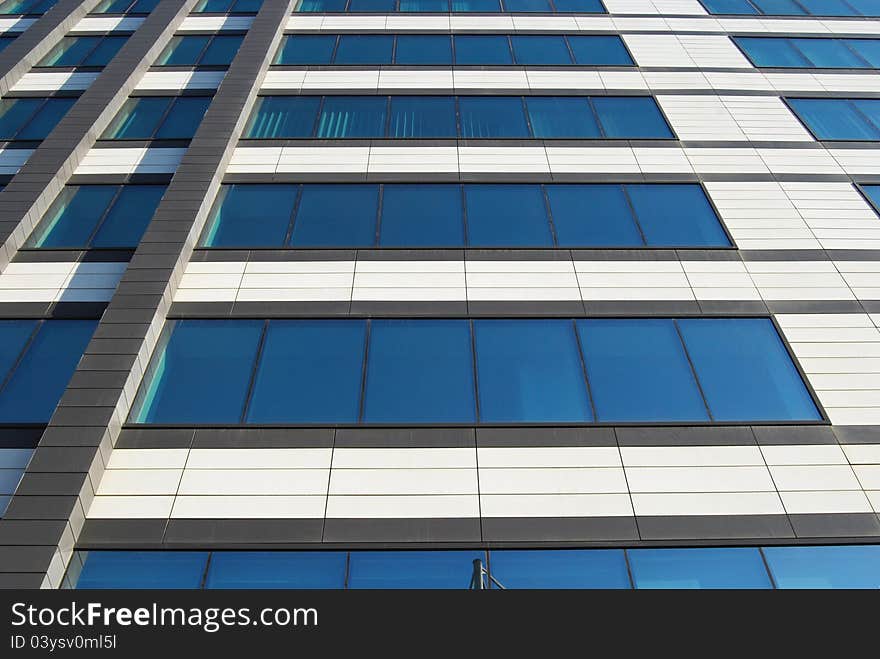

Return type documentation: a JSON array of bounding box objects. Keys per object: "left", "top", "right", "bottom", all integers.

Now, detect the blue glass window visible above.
[
  {"left": 503, "top": 0, "right": 551, "bottom": 10},
  {"left": 132, "top": 320, "right": 264, "bottom": 424},
  {"left": 37, "top": 35, "right": 128, "bottom": 67},
  {"left": 201, "top": 35, "right": 244, "bottom": 66},
  {"left": 459, "top": 96, "right": 529, "bottom": 138},
  {"left": 290, "top": 184, "right": 378, "bottom": 247},
  {"left": 364, "top": 320, "right": 475, "bottom": 423},
  {"left": 568, "top": 35, "right": 632, "bottom": 65},
  {"left": 593, "top": 96, "right": 673, "bottom": 138},
  {"left": 206, "top": 552, "right": 348, "bottom": 589},
  {"left": 797, "top": 0, "right": 858, "bottom": 15},
  {"left": 464, "top": 184, "right": 552, "bottom": 247},
  {"left": 194, "top": 0, "right": 262, "bottom": 11},
  {"left": 452, "top": 0, "right": 502, "bottom": 9},
  {"left": 490, "top": 550, "right": 631, "bottom": 589},
  {"left": 348, "top": 551, "right": 486, "bottom": 589},
  {"left": 735, "top": 37, "right": 812, "bottom": 67},
  {"left": 552, "top": 0, "right": 604, "bottom": 10},
  {"left": 158, "top": 34, "right": 242, "bottom": 67},
  {"left": 317, "top": 96, "right": 386, "bottom": 138},
  {"left": 0, "top": 320, "right": 98, "bottom": 423},
  {"left": 154, "top": 96, "right": 211, "bottom": 139},
  {"left": 511, "top": 36, "right": 572, "bottom": 65},
  {"left": 276, "top": 35, "right": 336, "bottom": 64},
  {"left": 578, "top": 319, "right": 708, "bottom": 422},
  {"left": 453, "top": 35, "right": 512, "bottom": 65},
  {"left": 294, "top": 0, "right": 347, "bottom": 11},
  {"left": 626, "top": 184, "right": 730, "bottom": 247},
  {"left": 0, "top": 0, "right": 59, "bottom": 14},
  {"left": 629, "top": 548, "right": 773, "bottom": 589},
  {"left": 102, "top": 96, "right": 211, "bottom": 140},
  {"left": 736, "top": 37, "right": 877, "bottom": 68},
  {"left": 400, "top": 0, "right": 450, "bottom": 9},
  {"left": 379, "top": 184, "right": 465, "bottom": 247},
  {"left": 788, "top": 98, "right": 880, "bottom": 140},
  {"left": 348, "top": 0, "right": 396, "bottom": 10},
  {"left": 245, "top": 96, "right": 320, "bottom": 138},
  {"left": 677, "top": 318, "right": 821, "bottom": 422},
  {"left": 474, "top": 320, "right": 592, "bottom": 423},
  {"left": 395, "top": 35, "right": 452, "bottom": 64},
  {"left": 751, "top": 0, "right": 806, "bottom": 14},
  {"left": 76, "top": 552, "right": 208, "bottom": 589},
  {"left": 334, "top": 34, "right": 393, "bottom": 64},
  {"left": 547, "top": 184, "right": 642, "bottom": 247},
  {"left": 862, "top": 184, "right": 880, "bottom": 210},
  {"left": 847, "top": 39, "right": 880, "bottom": 67},
  {"left": 0, "top": 97, "right": 73, "bottom": 140},
  {"left": 93, "top": 0, "right": 159, "bottom": 12},
  {"left": 846, "top": 0, "right": 880, "bottom": 17},
  {"left": 763, "top": 545, "right": 880, "bottom": 588},
  {"left": 0, "top": 36, "right": 15, "bottom": 51},
  {"left": 202, "top": 184, "right": 298, "bottom": 247},
  {"left": 526, "top": 97, "right": 600, "bottom": 138},
  {"left": 791, "top": 37, "right": 867, "bottom": 67},
  {"left": 0, "top": 321, "right": 38, "bottom": 385},
  {"left": 28, "top": 184, "right": 165, "bottom": 249},
  {"left": 388, "top": 96, "right": 457, "bottom": 138},
  {"left": 246, "top": 321, "right": 366, "bottom": 423}
]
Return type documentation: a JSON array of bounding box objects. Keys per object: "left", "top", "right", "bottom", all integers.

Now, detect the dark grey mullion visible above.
[
  {"left": 329, "top": 34, "right": 341, "bottom": 64},
  {"left": 390, "top": 34, "right": 397, "bottom": 65},
  {"left": 199, "top": 551, "right": 213, "bottom": 589},
  {"left": 622, "top": 548, "right": 636, "bottom": 589},
  {"left": 619, "top": 184, "right": 650, "bottom": 247},
  {"left": 140, "top": 95, "right": 177, "bottom": 140},
  {"left": 239, "top": 319, "right": 270, "bottom": 423},
  {"left": 283, "top": 183, "right": 304, "bottom": 247},
  {"left": 672, "top": 319, "right": 715, "bottom": 422},
  {"left": 570, "top": 319, "right": 599, "bottom": 423},
  {"left": 787, "top": 38, "right": 818, "bottom": 68},
  {"left": 847, "top": 99, "right": 880, "bottom": 137},
  {"left": 80, "top": 184, "right": 126, "bottom": 248},
  {"left": 356, "top": 319, "right": 371, "bottom": 423},
  {"left": 311, "top": 95, "right": 325, "bottom": 138},
  {"left": 460, "top": 183, "right": 469, "bottom": 247},
  {"left": 505, "top": 35, "right": 514, "bottom": 66},
  {"left": 11, "top": 96, "right": 50, "bottom": 140},
  {"left": 840, "top": 39, "right": 875, "bottom": 69},
  {"left": 0, "top": 320, "right": 41, "bottom": 400},
  {"left": 74, "top": 35, "right": 107, "bottom": 67},
  {"left": 191, "top": 34, "right": 216, "bottom": 67},
  {"left": 561, "top": 35, "right": 576, "bottom": 65},
  {"left": 540, "top": 183, "right": 559, "bottom": 247},
  {"left": 469, "top": 319, "right": 481, "bottom": 424},
  {"left": 520, "top": 96, "right": 534, "bottom": 138},
  {"left": 383, "top": 95, "right": 392, "bottom": 138},
  {"left": 374, "top": 182, "right": 383, "bottom": 247},
  {"left": 454, "top": 95, "right": 461, "bottom": 141},
  {"left": 757, "top": 547, "right": 779, "bottom": 588},
  {"left": 586, "top": 96, "right": 607, "bottom": 140}
]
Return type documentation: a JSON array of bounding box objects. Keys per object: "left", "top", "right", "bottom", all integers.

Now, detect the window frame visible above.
[
  {"left": 154, "top": 32, "right": 246, "bottom": 68},
  {"left": 698, "top": 0, "right": 875, "bottom": 17},
  {"left": 784, "top": 96, "right": 880, "bottom": 142},
  {"left": 291, "top": 0, "right": 608, "bottom": 12},
  {"left": 0, "top": 95, "right": 76, "bottom": 142},
  {"left": 34, "top": 34, "right": 131, "bottom": 69},
  {"left": 733, "top": 36, "right": 879, "bottom": 69},
  {"left": 100, "top": 93, "right": 213, "bottom": 141}
]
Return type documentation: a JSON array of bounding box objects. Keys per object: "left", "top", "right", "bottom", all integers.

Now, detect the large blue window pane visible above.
[
  {"left": 853, "top": 99, "right": 880, "bottom": 130},
  {"left": 349, "top": 551, "right": 485, "bottom": 589},
  {"left": 453, "top": 35, "right": 512, "bottom": 64},
  {"left": 551, "top": 0, "right": 605, "bottom": 11},
  {"left": 459, "top": 97, "right": 528, "bottom": 138},
  {"left": 347, "top": 0, "right": 396, "bottom": 10},
  {"left": 246, "top": 96, "right": 319, "bottom": 138},
  {"left": 502, "top": 0, "right": 552, "bottom": 10},
  {"left": 846, "top": 39, "right": 880, "bottom": 67},
  {"left": 232, "top": 0, "right": 262, "bottom": 11},
  {"left": 465, "top": 184, "right": 552, "bottom": 247},
  {"left": 526, "top": 97, "right": 600, "bottom": 138},
  {"left": 0, "top": 321, "right": 36, "bottom": 382},
  {"left": 567, "top": 35, "right": 632, "bottom": 65},
  {"left": 200, "top": 35, "right": 244, "bottom": 65},
  {"left": 763, "top": 545, "right": 880, "bottom": 588},
  {"left": 102, "top": 96, "right": 171, "bottom": 139},
  {"left": 399, "top": 0, "right": 450, "bottom": 9},
  {"left": 395, "top": 34, "right": 452, "bottom": 64},
  {"left": 334, "top": 35, "right": 393, "bottom": 64},
  {"left": 379, "top": 184, "right": 464, "bottom": 246},
  {"left": 195, "top": 0, "right": 231, "bottom": 9},
  {"left": 452, "top": 0, "right": 502, "bottom": 11},
  {"left": 76, "top": 552, "right": 208, "bottom": 589},
  {"left": 626, "top": 184, "right": 730, "bottom": 247},
  {"left": 788, "top": 98, "right": 880, "bottom": 140},
  {"left": 846, "top": 0, "right": 880, "bottom": 16},
  {"left": 511, "top": 36, "right": 572, "bottom": 65},
  {"left": 317, "top": 96, "right": 386, "bottom": 138},
  {"left": 0, "top": 36, "right": 15, "bottom": 51},
  {"left": 90, "top": 185, "right": 166, "bottom": 248},
  {"left": 202, "top": 184, "right": 297, "bottom": 247},
  {"left": 388, "top": 96, "right": 456, "bottom": 137},
  {"left": 364, "top": 320, "right": 475, "bottom": 423},
  {"left": 16, "top": 98, "right": 73, "bottom": 140},
  {"left": 93, "top": 0, "right": 133, "bottom": 11},
  {"left": 0, "top": 98, "right": 40, "bottom": 139},
  {"left": 752, "top": 0, "right": 806, "bottom": 14},
  {"left": 475, "top": 320, "right": 592, "bottom": 423},
  {"left": 547, "top": 184, "right": 642, "bottom": 246},
  {"left": 29, "top": 185, "right": 119, "bottom": 248},
  {"left": 206, "top": 552, "right": 348, "bottom": 589},
  {"left": 578, "top": 319, "right": 709, "bottom": 422},
  {"left": 629, "top": 548, "right": 772, "bottom": 589},
  {"left": 678, "top": 318, "right": 821, "bottom": 421},
  {"left": 862, "top": 184, "right": 880, "bottom": 209},
  {"left": 797, "top": 0, "right": 858, "bottom": 15},
  {"left": 792, "top": 37, "right": 869, "bottom": 67},
  {"left": 155, "top": 96, "right": 211, "bottom": 139},
  {"left": 133, "top": 320, "right": 263, "bottom": 424},
  {"left": 295, "top": 0, "right": 347, "bottom": 10},
  {"left": 490, "top": 550, "right": 630, "bottom": 589},
  {"left": 276, "top": 35, "right": 336, "bottom": 64},
  {"left": 81, "top": 35, "right": 127, "bottom": 66},
  {"left": 701, "top": 0, "right": 758, "bottom": 10},
  {"left": 37, "top": 36, "right": 100, "bottom": 66},
  {"left": 735, "top": 37, "right": 811, "bottom": 67},
  {"left": 592, "top": 96, "right": 672, "bottom": 138},
  {"left": 131, "top": 0, "right": 160, "bottom": 10},
  {"left": 0, "top": 320, "right": 97, "bottom": 423},
  {"left": 157, "top": 35, "right": 209, "bottom": 66},
  {"left": 246, "top": 320, "right": 365, "bottom": 423},
  {"left": 291, "top": 184, "right": 378, "bottom": 247}
]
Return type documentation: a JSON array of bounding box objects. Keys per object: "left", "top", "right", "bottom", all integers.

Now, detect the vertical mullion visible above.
[
  {"left": 571, "top": 319, "right": 598, "bottom": 422},
  {"left": 357, "top": 319, "right": 371, "bottom": 423},
  {"left": 374, "top": 183, "right": 383, "bottom": 247},
  {"left": 469, "top": 318, "right": 481, "bottom": 423},
  {"left": 193, "top": 34, "right": 215, "bottom": 67},
  {"left": 672, "top": 319, "right": 714, "bottom": 422},
  {"left": 540, "top": 183, "right": 559, "bottom": 247},
  {"left": 620, "top": 184, "right": 649, "bottom": 247},
  {"left": 460, "top": 183, "right": 469, "bottom": 246},
  {"left": 82, "top": 184, "right": 126, "bottom": 248},
  {"left": 0, "top": 320, "right": 41, "bottom": 399},
  {"left": 239, "top": 319, "right": 270, "bottom": 423},
  {"left": 283, "top": 183, "right": 304, "bottom": 247}
]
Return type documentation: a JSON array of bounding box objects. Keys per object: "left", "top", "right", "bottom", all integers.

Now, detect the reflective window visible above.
[
  {"left": 0, "top": 0, "right": 59, "bottom": 14},
  {"left": 348, "top": 551, "right": 486, "bottom": 589},
  {"left": 701, "top": 0, "right": 878, "bottom": 15},
  {"left": 316, "top": 96, "right": 387, "bottom": 138},
  {"left": 736, "top": 37, "right": 880, "bottom": 68},
  {"left": 388, "top": 96, "right": 457, "bottom": 138},
  {"left": 102, "top": 96, "right": 212, "bottom": 140},
  {"left": 363, "top": 320, "right": 476, "bottom": 423},
  {"left": 276, "top": 34, "right": 336, "bottom": 64},
  {"left": 862, "top": 184, "right": 880, "bottom": 210},
  {"left": 458, "top": 96, "right": 530, "bottom": 138},
  {"left": 27, "top": 185, "right": 165, "bottom": 249},
  {"left": 0, "top": 448, "right": 32, "bottom": 516},
  {"left": 568, "top": 35, "right": 633, "bottom": 65},
  {"left": 199, "top": 183, "right": 729, "bottom": 248},
  {"left": 334, "top": 34, "right": 393, "bottom": 64},
  {"left": 490, "top": 550, "right": 631, "bottom": 589},
  {"left": 788, "top": 98, "right": 880, "bottom": 140},
  {"left": 193, "top": 0, "right": 262, "bottom": 12},
  {"left": 92, "top": 0, "right": 160, "bottom": 13},
  {"left": 593, "top": 96, "right": 673, "bottom": 138},
  {"left": 292, "top": 0, "right": 606, "bottom": 10},
  {"left": 206, "top": 552, "right": 348, "bottom": 589},
  {"left": 245, "top": 96, "right": 319, "bottom": 138},
  {"left": 453, "top": 35, "right": 512, "bottom": 65},
  {"left": 156, "top": 34, "right": 243, "bottom": 66},
  {"left": 76, "top": 552, "right": 209, "bottom": 589},
  {"left": 0, "top": 35, "right": 15, "bottom": 51},
  {"left": 37, "top": 35, "right": 128, "bottom": 67},
  {"left": 526, "top": 97, "right": 600, "bottom": 138},
  {"left": 763, "top": 545, "right": 880, "bottom": 588},
  {"left": 511, "top": 35, "right": 571, "bottom": 65},
  {"left": 629, "top": 548, "right": 773, "bottom": 589},
  {"left": 0, "top": 97, "right": 75, "bottom": 140},
  {"left": 395, "top": 34, "right": 452, "bottom": 65}
]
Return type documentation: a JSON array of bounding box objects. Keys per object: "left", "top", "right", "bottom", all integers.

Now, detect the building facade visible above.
[{"left": 0, "top": 0, "right": 877, "bottom": 589}]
